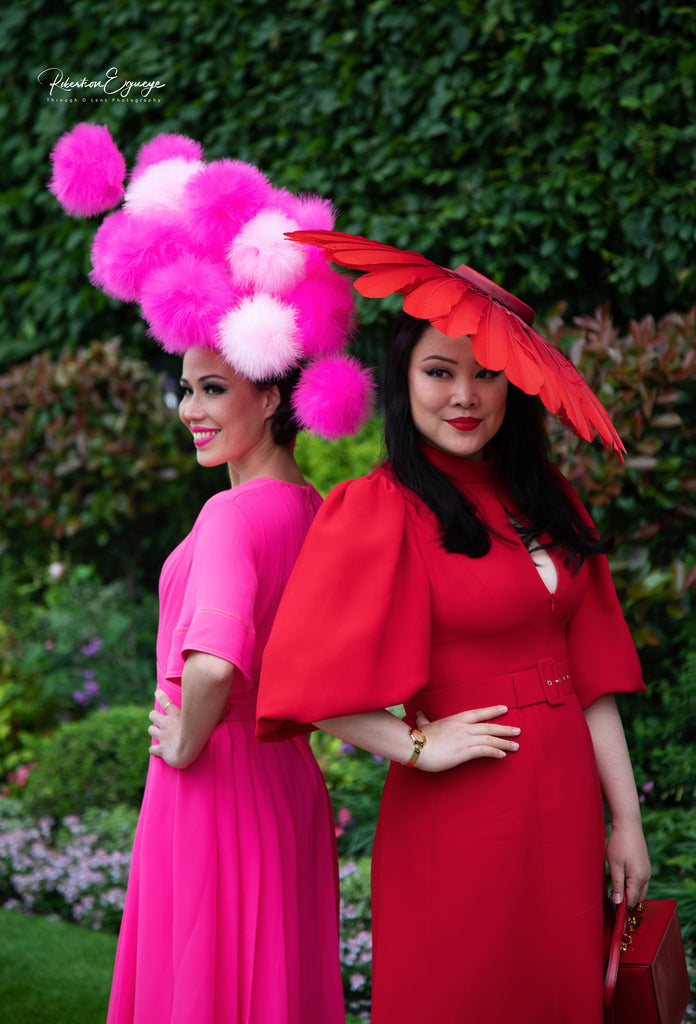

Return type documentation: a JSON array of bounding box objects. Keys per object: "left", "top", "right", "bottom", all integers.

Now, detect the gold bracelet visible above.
[{"left": 405, "top": 727, "right": 426, "bottom": 767}]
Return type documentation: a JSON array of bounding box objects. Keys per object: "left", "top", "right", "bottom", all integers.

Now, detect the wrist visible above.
[
  {"left": 169, "top": 724, "right": 199, "bottom": 769},
  {"left": 609, "top": 812, "right": 644, "bottom": 830},
  {"left": 403, "top": 727, "right": 426, "bottom": 768}
]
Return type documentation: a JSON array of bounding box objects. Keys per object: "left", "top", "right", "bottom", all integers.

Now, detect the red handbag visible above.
[{"left": 603, "top": 897, "right": 691, "bottom": 1024}]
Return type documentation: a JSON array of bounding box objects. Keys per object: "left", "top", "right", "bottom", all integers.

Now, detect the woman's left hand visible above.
[
  {"left": 606, "top": 818, "right": 651, "bottom": 908},
  {"left": 148, "top": 689, "right": 186, "bottom": 768}
]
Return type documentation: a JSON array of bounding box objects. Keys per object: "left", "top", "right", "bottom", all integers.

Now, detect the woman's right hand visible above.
[{"left": 414, "top": 706, "right": 521, "bottom": 772}]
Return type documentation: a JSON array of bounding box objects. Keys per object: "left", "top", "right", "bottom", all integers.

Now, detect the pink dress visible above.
[{"left": 107, "top": 479, "right": 345, "bottom": 1024}]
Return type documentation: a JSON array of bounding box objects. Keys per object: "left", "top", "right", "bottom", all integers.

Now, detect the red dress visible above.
[{"left": 257, "top": 447, "right": 644, "bottom": 1024}]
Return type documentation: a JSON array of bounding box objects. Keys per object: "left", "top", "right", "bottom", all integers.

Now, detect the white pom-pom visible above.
[
  {"left": 228, "top": 210, "right": 306, "bottom": 295},
  {"left": 124, "top": 157, "right": 204, "bottom": 216},
  {"left": 217, "top": 293, "right": 302, "bottom": 380}
]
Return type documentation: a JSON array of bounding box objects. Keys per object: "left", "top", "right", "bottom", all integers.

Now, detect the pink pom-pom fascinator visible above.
[
  {"left": 48, "top": 124, "right": 374, "bottom": 439},
  {"left": 286, "top": 229, "right": 625, "bottom": 458}
]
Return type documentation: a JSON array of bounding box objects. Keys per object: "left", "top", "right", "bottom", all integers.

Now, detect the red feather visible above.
[{"left": 286, "top": 230, "right": 625, "bottom": 457}]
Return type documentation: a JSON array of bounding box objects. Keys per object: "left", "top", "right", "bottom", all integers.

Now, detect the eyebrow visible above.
[
  {"left": 178, "top": 373, "right": 230, "bottom": 385},
  {"left": 420, "top": 355, "right": 459, "bottom": 365}
]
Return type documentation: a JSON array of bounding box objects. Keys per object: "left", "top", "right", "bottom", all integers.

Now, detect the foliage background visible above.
[
  {"left": 1, "top": 0, "right": 695, "bottom": 1014},
  {"left": 1, "top": 0, "right": 695, "bottom": 371}
]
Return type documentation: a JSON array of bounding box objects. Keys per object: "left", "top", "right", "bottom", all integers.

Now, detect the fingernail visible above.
[
  {"left": 612, "top": 892, "right": 623, "bottom": 904},
  {"left": 511, "top": 742, "right": 519, "bottom": 750},
  {"left": 498, "top": 706, "right": 507, "bottom": 712},
  {"left": 513, "top": 728, "right": 521, "bottom": 735}
]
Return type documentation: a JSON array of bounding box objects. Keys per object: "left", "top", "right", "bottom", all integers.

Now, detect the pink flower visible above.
[{"left": 12, "top": 763, "right": 34, "bottom": 786}]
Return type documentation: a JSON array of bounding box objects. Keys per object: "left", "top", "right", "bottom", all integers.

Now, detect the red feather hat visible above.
[{"left": 286, "top": 229, "right": 625, "bottom": 458}]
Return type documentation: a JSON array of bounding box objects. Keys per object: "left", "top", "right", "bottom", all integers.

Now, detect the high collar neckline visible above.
[{"left": 420, "top": 442, "right": 495, "bottom": 485}]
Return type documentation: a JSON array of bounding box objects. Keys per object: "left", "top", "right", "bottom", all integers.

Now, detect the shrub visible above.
[
  {"left": 547, "top": 303, "right": 696, "bottom": 648},
  {"left": 0, "top": 338, "right": 215, "bottom": 584},
  {"left": 311, "top": 731, "right": 388, "bottom": 860},
  {"left": 542, "top": 305, "right": 696, "bottom": 807},
  {"left": 545, "top": 304, "right": 696, "bottom": 810},
  {"left": 16, "top": 562, "right": 158, "bottom": 710},
  {"left": 623, "top": 617, "right": 696, "bottom": 808},
  {"left": 642, "top": 805, "right": 696, "bottom": 945},
  {"left": 0, "top": 798, "right": 135, "bottom": 933},
  {"left": 21, "top": 706, "right": 151, "bottom": 820},
  {"left": 0, "top": 557, "right": 158, "bottom": 783},
  {"left": 338, "top": 859, "right": 373, "bottom": 1020},
  {"left": 295, "top": 417, "right": 384, "bottom": 496}
]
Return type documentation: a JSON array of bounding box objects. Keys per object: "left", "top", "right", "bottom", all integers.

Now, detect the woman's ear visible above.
[{"left": 262, "top": 384, "right": 282, "bottom": 421}]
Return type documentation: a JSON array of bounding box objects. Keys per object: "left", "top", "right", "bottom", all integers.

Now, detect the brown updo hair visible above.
[{"left": 257, "top": 366, "right": 301, "bottom": 447}]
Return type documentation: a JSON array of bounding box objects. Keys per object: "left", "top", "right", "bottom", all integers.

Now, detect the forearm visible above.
[
  {"left": 176, "top": 652, "right": 235, "bottom": 766},
  {"left": 317, "top": 702, "right": 521, "bottom": 773},
  {"left": 164, "top": 651, "right": 233, "bottom": 765},
  {"left": 317, "top": 710, "right": 412, "bottom": 764},
  {"left": 584, "top": 693, "right": 651, "bottom": 904},
  {"left": 583, "top": 694, "right": 642, "bottom": 825}
]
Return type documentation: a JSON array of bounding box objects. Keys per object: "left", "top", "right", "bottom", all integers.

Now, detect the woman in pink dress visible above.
[
  {"left": 108, "top": 345, "right": 344, "bottom": 1024},
  {"left": 47, "top": 125, "right": 375, "bottom": 1023}
]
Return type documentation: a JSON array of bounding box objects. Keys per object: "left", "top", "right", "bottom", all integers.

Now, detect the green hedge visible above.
[
  {"left": 21, "top": 706, "right": 151, "bottom": 820},
  {"left": 2, "top": 0, "right": 695, "bottom": 369}
]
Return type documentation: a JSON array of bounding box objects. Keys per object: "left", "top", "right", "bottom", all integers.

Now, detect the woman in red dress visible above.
[{"left": 257, "top": 238, "right": 651, "bottom": 1024}]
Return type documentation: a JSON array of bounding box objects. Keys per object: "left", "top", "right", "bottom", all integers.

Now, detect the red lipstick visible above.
[{"left": 446, "top": 417, "right": 481, "bottom": 431}]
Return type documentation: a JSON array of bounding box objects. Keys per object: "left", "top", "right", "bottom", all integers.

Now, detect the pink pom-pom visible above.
[
  {"left": 140, "top": 254, "right": 238, "bottom": 354},
  {"left": 218, "top": 293, "right": 301, "bottom": 380},
  {"left": 268, "top": 188, "right": 336, "bottom": 230},
  {"left": 291, "top": 193, "right": 337, "bottom": 231},
  {"left": 90, "top": 210, "right": 197, "bottom": 302},
  {"left": 131, "top": 133, "right": 203, "bottom": 179},
  {"left": 287, "top": 270, "right": 356, "bottom": 357},
  {"left": 125, "top": 157, "right": 204, "bottom": 216},
  {"left": 182, "top": 160, "right": 274, "bottom": 259},
  {"left": 229, "top": 210, "right": 306, "bottom": 295},
  {"left": 48, "top": 123, "right": 125, "bottom": 216},
  {"left": 293, "top": 355, "right": 375, "bottom": 439}
]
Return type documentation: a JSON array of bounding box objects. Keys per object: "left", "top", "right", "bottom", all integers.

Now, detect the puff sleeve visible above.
[
  {"left": 557, "top": 472, "right": 646, "bottom": 707},
  {"left": 256, "top": 470, "right": 432, "bottom": 740},
  {"left": 164, "top": 492, "right": 258, "bottom": 687}
]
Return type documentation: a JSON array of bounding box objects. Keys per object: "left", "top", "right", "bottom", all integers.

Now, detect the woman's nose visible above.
[
  {"left": 180, "top": 394, "right": 204, "bottom": 421},
  {"left": 450, "top": 381, "right": 478, "bottom": 407}
]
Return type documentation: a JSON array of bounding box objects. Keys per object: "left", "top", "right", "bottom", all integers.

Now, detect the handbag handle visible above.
[{"left": 603, "top": 897, "right": 628, "bottom": 1009}]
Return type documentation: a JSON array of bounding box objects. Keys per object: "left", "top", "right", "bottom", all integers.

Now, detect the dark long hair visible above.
[
  {"left": 383, "top": 313, "right": 610, "bottom": 566},
  {"left": 256, "top": 366, "right": 301, "bottom": 447}
]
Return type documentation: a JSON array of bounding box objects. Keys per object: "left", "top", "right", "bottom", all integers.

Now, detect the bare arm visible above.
[
  {"left": 584, "top": 693, "right": 651, "bottom": 906},
  {"left": 316, "top": 704, "right": 521, "bottom": 773},
  {"left": 148, "top": 651, "right": 235, "bottom": 769}
]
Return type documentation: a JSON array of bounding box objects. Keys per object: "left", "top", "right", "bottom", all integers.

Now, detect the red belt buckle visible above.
[{"left": 538, "top": 658, "right": 565, "bottom": 706}]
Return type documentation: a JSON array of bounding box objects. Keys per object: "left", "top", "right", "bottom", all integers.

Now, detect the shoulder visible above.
[
  {"left": 547, "top": 464, "right": 595, "bottom": 523},
  {"left": 194, "top": 481, "right": 281, "bottom": 542},
  {"left": 319, "top": 464, "right": 410, "bottom": 520},
  {"left": 310, "top": 464, "right": 437, "bottom": 549},
  {"left": 202, "top": 478, "right": 317, "bottom": 517},
  {"left": 197, "top": 486, "right": 254, "bottom": 525}
]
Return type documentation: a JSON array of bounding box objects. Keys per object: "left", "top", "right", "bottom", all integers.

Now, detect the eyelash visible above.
[
  {"left": 424, "top": 368, "right": 500, "bottom": 381},
  {"left": 178, "top": 384, "right": 227, "bottom": 398}
]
